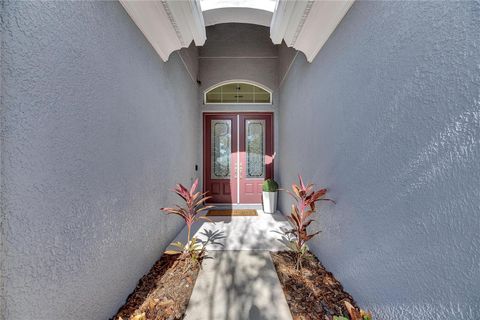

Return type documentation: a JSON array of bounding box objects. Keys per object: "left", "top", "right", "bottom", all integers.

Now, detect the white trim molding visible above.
[
  {"left": 200, "top": 0, "right": 276, "bottom": 12},
  {"left": 120, "top": 0, "right": 206, "bottom": 62},
  {"left": 270, "top": 0, "right": 354, "bottom": 63},
  {"left": 203, "top": 7, "right": 273, "bottom": 27}
]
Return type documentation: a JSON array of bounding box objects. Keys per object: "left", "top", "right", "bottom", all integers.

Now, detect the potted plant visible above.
[{"left": 262, "top": 178, "right": 279, "bottom": 214}]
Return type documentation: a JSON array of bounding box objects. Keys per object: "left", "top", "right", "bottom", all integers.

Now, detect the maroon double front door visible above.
[{"left": 204, "top": 113, "right": 274, "bottom": 204}]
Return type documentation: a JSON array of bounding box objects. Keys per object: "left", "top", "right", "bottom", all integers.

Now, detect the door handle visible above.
[{"left": 238, "top": 162, "right": 243, "bottom": 179}]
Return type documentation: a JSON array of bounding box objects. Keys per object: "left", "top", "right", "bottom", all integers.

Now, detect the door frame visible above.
[{"left": 203, "top": 112, "right": 274, "bottom": 204}]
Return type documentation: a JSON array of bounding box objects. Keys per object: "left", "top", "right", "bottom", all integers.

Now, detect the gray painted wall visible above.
[
  {"left": 278, "top": 42, "right": 297, "bottom": 87},
  {"left": 179, "top": 42, "right": 200, "bottom": 83},
  {"left": 278, "top": 1, "right": 480, "bottom": 319},
  {"left": 199, "top": 24, "right": 278, "bottom": 93},
  {"left": 0, "top": 1, "right": 199, "bottom": 319}
]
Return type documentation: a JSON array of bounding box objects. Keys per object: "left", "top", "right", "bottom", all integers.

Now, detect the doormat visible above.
[{"left": 206, "top": 209, "right": 258, "bottom": 216}]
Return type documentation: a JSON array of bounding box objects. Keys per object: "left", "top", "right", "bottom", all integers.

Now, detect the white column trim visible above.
[
  {"left": 163, "top": 0, "right": 206, "bottom": 47},
  {"left": 119, "top": 0, "right": 206, "bottom": 62},
  {"left": 270, "top": 0, "right": 354, "bottom": 63}
]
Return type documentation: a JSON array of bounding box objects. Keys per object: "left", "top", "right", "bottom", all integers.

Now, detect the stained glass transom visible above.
[{"left": 205, "top": 82, "right": 271, "bottom": 104}]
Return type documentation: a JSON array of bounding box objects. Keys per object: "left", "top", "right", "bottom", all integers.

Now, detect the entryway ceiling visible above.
[
  {"left": 203, "top": 8, "right": 273, "bottom": 27},
  {"left": 120, "top": 0, "right": 354, "bottom": 63},
  {"left": 199, "top": 0, "right": 276, "bottom": 12}
]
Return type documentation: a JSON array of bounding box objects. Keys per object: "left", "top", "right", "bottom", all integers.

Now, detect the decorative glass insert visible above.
[
  {"left": 211, "top": 120, "right": 231, "bottom": 179},
  {"left": 205, "top": 82, "right": 272, "bottom": 104},
  {"left": 246, "top": 119, "right": 265, "bottom": 178}
]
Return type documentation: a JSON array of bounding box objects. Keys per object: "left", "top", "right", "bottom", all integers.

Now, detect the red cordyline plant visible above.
[
  {"left": 330, "top": 301, "right": 373, "bottom": 320},
  {"left": 160, "top": 179, "right": 213, "bottom": 263},
  {"left": 286, "top": 175, "right": 335, "bottom": 269}
]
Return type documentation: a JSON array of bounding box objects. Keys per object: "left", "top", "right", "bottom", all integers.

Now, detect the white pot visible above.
[{"left": 262, "top": 191, "right": 278, "bottom": 214}]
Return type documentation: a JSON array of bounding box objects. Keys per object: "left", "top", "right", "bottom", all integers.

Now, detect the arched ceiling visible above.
[
  {"left": 120, "top": 0, "right": 355, "bottom": 63},
  {"left": 203, "top": 8, "right": 272, "bottom": 27},
  {"left": 199, "top": 0, "right": 276, "bottom": 12}
]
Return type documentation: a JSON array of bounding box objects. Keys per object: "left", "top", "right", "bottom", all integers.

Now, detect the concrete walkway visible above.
[
  {"left": 174, "top": 210, "right": 293, "bottom": 320},
  {"left": 184, "top": 251, "right": 292, "bottom": 320},
  {"left": 172, "top": 210, "right": 292, "bottom": 251}
]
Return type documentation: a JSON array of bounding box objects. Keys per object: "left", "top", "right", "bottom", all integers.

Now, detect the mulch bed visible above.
[
  {"left": 112, "top": 254, "right": 201, "bottom": 320},
  {"left": 271, "top": 251, "right": 358, "bottom": 320}
]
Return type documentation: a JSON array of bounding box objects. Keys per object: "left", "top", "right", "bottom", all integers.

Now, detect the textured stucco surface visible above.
[
  {"left": 278, "top": 1, "right": 480, "bottom": 319},
  {"left": 199, "top": 24, "right": 278, "bottom": 93},
  {"left": 178, "top": 42, "right": 199, "bottom": 83},
  {"left": 0, "top": 1, "right": 199, "bottom": 319},
  {"left": 277, "top": 42, "right": 297, "bottom": 87}
]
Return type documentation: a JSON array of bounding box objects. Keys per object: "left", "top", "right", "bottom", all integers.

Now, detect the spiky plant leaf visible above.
[
  {"left": 283, "top": 175, "right": 334, "bottom": 269},
  {"left": 160, "top": 178, "right": 214, "bottom": 264}
]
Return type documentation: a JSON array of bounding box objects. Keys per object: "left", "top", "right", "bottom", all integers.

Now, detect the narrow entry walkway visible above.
[
  {"left": 184, "top": 251, "right": 292, "bottom": 320},
  {"left": 175, "top": 210, "right": 293, "bottom": 320}
]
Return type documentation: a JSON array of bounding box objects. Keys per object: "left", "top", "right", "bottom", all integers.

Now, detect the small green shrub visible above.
[{"left": 262, "top": 179, "right": 279, "bottom": 192}]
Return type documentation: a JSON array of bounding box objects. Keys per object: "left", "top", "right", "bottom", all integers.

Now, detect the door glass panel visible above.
[
  {"left": 246, "top": 119, "right": 265, "bottom": 178},
  {"left": 211, "top": 120, "right": 231, "bottom": 179}
]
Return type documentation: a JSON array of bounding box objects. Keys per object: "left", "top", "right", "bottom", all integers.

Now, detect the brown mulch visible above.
[
  {"left": 271, "top": 251, "right": 358, "bottom": 320},
  {"left": 112, "top": 254, "right": 202, "bottom": 320}
]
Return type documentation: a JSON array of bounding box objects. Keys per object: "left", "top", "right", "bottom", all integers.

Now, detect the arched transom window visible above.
[{"left": 204, "top": 81, "right": 272, "bottom": 104}]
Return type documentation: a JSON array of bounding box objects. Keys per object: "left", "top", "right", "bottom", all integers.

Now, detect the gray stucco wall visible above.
[
  {"left": 199, "top": 24, "right": 278, "bottom": 93},
  {"left": 278, "top": 1, "right": 480, "bottom": 319},
  {"left": 1, "top": 1, "right": 199, "bottom": 319},
  {"left": 277, "top": 42, "right": 297, "bottom": 87},
  {"left": 179, "top": 42, "right": 199, "bottom": 83}
]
